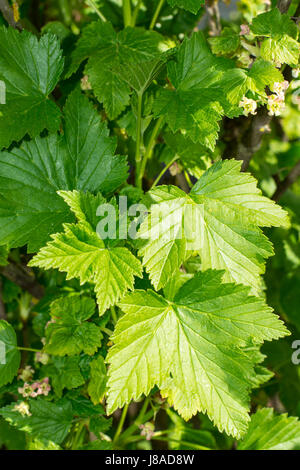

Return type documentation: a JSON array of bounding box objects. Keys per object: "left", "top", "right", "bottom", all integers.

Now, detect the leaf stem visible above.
[
  {"left": 135, "top": 92, "right": 143, "bottom": 186},
  {"left": 137, "top": 116, "right": 164, "bottom": 188},
  {"left": 123, "top": 0, "right": 132, "bottom": 27},
  {"left": 17, "top": 347, "right": 40, "bottom": 353},
  {"left": 151, "top": 155, "right": 179, "bottom": 189},
  {"left": 85, "top": 0, "right": 107, "bottom": 22},
  {"left": 113, "top": 404, "right": 129, "bottom": 445},
  {"left": 110, "top": 306, "right": 118, "bottom": 325},
  {"left": 131, "top": 0, "right": 143, "bottom": 26},
  {"left": 118, "top": 400, "right": 153, "bottom": 443},
  {"left": 149, "top": 0, "right": 165, "bottom": 30}
]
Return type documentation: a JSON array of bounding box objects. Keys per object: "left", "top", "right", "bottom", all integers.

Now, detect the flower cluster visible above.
[
  {"left": 13, "top": 401, "right": 31, "bottom": 417},
  {"left": 18, "top": 377, "right": 51, "bottom": 398},
  {"left": 18, "top": 365, "right": 34, "bottom": 382},
  {"left": 239, "top": 96, "right": 257, "bottom": 116},
  {"left": 139, "top": 422, "right": 155, "bottom": 441},
  {"left": 267, "top": 81, "right": 289, "bottom": 116}
]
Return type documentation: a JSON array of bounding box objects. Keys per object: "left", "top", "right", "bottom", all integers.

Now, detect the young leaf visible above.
[
  {"left": 251, "top": 8, "right": 299, "bottom": 65},
  {"left": 237, "top": 408, "right": 300, "bottom": 450},
  {"left": 153, "top": 33, "right": 251, "bottom": 150},
  {"left": 0, "top": 28, "right": 64, "bottom": 149},
  {"left": 138, "top": 160, "right": 289, "bottom": 293},
  {"left": 43, "top": 356, "right": 85, "bottom": 396},
  {"left": 209, "top": 27, "right": 240, "bottom": 56},
  {"left": 29, "top": 223, "right": 143, "bottom": 315},
  {"left": 107, "top": 270, "right": 288, "bottom": 438},
  {"left": 44, "top": 295, "right": 102, "bottom": 356},
  {"left": 88, "top": 355, "right": 107, "bottom": 405},
  {"left": 0, "top": 399, "right": 73, "bottom": 444},
  {"left": 0, "top": 89, "right": 128, "bottom": 252},
  {"left": 0, "top": 320, "right": 21, "bottom": 388},
  {"left": 68, "top": 21, "right": 163, "bottom": 118}
]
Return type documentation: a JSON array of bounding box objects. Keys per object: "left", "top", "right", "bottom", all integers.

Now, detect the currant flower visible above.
[
  {"left": 34, "top": 377, "right": 51, "bottom": 397},
  {"left": 35, "top": 351, "right": 49, "bottom": 365},
  {"left": 240, "top": 24, "right": 250, "bottom": 36},
  {"left": 18, "top": 382, "right": 38, "bottom": 398},
  {"left": 267, "top": 95, "right": 285, "bottom": 116},
  {"left": 273, "top": 80, "right": 289, "bottom": 99},
  {"left": 13, "top": 401, "right": 31, "bottom": 417},
  {"left": 139, "top": 422, "right": 155, "bottom": 441},
  {"left": 18, "top": 365, "right": 34, "bottom": 382},
  {"left": 239, "top": 96, "right": 257, "bottom": 116},
  {"left": 292, "top": 68, "right": 300, "bottom": 79}
]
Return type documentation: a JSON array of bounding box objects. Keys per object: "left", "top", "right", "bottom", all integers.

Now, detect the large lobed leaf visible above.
[
  {"left": 0, "top": 89, "right": 128, "bottom": 252},
  {"left": 0, "top": 28, "right": 64, "bottom": 149},
  {"left": 106, "top": 270, "right": 288, "bottom": 438},
  {"left": 0, "top": 320, "right": 21, "bottom": 388},
  {"left": 68, "top": 21, "right": 164, "bottom": 118},
  {"left": 138, "top": 160, "right": 289, "bottom": 294}
]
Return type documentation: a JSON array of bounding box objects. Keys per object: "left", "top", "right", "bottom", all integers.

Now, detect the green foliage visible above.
[
  {"left": 0, "top": 28, "right": 64, "bottom": 149},
  {"left": 0, "top": 0, "right": 299, "bottom": 452}
]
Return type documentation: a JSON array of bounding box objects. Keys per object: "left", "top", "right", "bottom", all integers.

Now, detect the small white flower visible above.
[
  {"left": 267, "top": 95, "right": 285, "bottom": 116},
  {"left": 14, "top": 401, "right": 31, "bottom": 417},
  {"left": 239, "top": 96, "right": 257, "bottom": 116},
  {"left": 292, "top": 68, "right": 300, "bottom": 79}
]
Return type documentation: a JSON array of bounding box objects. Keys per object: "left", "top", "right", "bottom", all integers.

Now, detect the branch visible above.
[
  {"left": 272, "top": 160, "right": 300, "bottom": 201},
  {"left": 206, "top": 0, "right": 221, "bottom": 36},
  {"left": 222, "top": 108, "right": 272, "bottom": 171},
  {"left": 0, "top": 263, "right": 44, "bottom": 299},
  {"left": 277, "top": 0, "right": 292, "bottom": 14},
  {"left": 0, "top": 0, "right": 22, "bottom": 30}
]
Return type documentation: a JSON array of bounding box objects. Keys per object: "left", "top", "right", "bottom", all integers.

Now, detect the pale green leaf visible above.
[
  {"left": 238, "top": 408, "right": 300, "bottom": 450},
  {"left": 138, "top": 160, "right": 289, "bottom": 292},
  {"left": 209, "top": 27, "right": 240, "bottom": 56},
  {"left": 167, "top": 0, "right": 204, "bottom": 14},
  {"left": 107, "top": 270, "right": 288, "bottom": 437},
  {"left": 29, "top": 223, "right": 142, "bottom": 315}
]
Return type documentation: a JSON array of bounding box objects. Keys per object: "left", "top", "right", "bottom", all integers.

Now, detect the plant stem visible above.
[
  {"left": 113, "top": 404, "right": 129, "bottom": 445},
  {"left": 101, "top": 327, "right": 114, "bottom": 336},
  {"left": 151, "top": 155, "right": 179, "bottom": 189},
  {"left": 17, "top": 347, "right": 40, "bottom": 353},
  {"left": 149, "top": 0, "right": 165, "bottom": 30},
  {"left": 86, "top": 0, "right": 107, "bottom": 22},
  {"left": 135, "top": 92, "right": 143, "bottom": 186},
  {"left": 184, "top": 170, "right": 193, "bottom": 188},
  {"left": 137, "top": 116, "right": 164, "bottom": 188},
  {"left": 123, "top": 0, "right": 132, "bottom": 27},
  {"left": 131, "top": 0, "right": 143, "bottom": 26},
  {"left": 118, "top": 398, "right": 152, "bottom": 444},
  {"left": 110, "top": 306, "right": 118, "bottom": 325}
]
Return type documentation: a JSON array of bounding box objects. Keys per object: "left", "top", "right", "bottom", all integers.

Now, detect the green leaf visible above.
[
  {"left": 167, "top": 0, "right": 204, "bottom": 14},
  {"left": 68, "top": 21, "right": 163, "bottom": 118},
  {"left": 43, "top": 356, "right": 85, "bottom": 396},
  {"left": 45, "top": 295, "right": 102, "bottom": 355},
  {"left": 0, "top": 89, "right": 128, "bottom": 252},
  {"left": 251, "top": 8, "right": 299, "bottom": 66},
  {"left": 62, "top": 391, "right": 104, "bottom": 417},
  {"left": 0, "top": 320, "right": 21, "bottom": 388},
  {"left": 58, "top": 190, "right": 106, "bottom": 231},
  {"left": 29, "top": 223, "right": 143, "bottom": 315},
  {"left": 153, "top": 33, "right": 247, "bottom": 150},
  {"left": 0, "top": 398, "right": 73, "bottom": 444},
  {"left": 209, "top": 27, "right": 240, "bottom": 56},
  {"left": 107, "top": 270, "right": 288, "bottom": 438},
  {"left": 237, "top": 408, "right": 300, "bottom": 450},
  {"left": 138, "top": 160, "right": 289, "bottom": 293},
  {"left": 88, "top": 355, "right": 107, "bottom": 405},
  {"left": 0, "top": 28, "right": 64, "bottom": 149}
]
